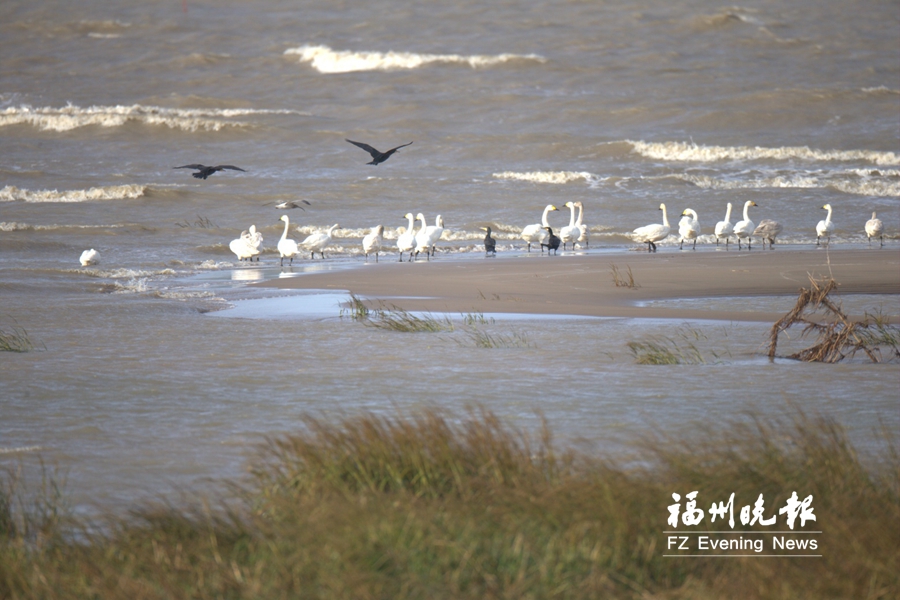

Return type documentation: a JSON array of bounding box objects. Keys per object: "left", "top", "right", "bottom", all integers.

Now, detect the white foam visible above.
[
  {"left": 0, "top": 104, "right": 304, "bottom": 132},
  {"left": 628, "top": 140, "right": 900, "bottom": 166},
  {"left": 0, "top": 184, "right": 147, "bottom": 203},
  {"left": 0, "top": 445, "right": 43, "bottom": 455},
  {"left": 671, "top": 172, "right": 900, "bottom": 197},
  {"left": 492, "top": 170, "right": 597, "bottom": 184},
  {"left": 861, "top": 86, "right": 900, "bottom": 95},
  {"left": 284, "top": 44, "right": 546, "bottom": 74}
]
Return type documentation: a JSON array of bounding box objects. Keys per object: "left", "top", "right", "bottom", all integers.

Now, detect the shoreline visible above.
[{"left": 253, "top": 248, "right": 900, "bottom": 323}]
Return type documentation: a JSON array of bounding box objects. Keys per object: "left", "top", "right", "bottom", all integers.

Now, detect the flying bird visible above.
[
  {"left": 274, "top": 200, "right": 311, "bottom": 210},
  {"left": 345, "top": 139, "right": 413, "bottom": 165},
  {"left": 174, "top": 164, "right": 246, "bottom": 179}
]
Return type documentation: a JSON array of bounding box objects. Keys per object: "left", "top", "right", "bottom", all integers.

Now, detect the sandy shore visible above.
[{"left": 255, "top": 248, "right": 900, "bottom": 322}]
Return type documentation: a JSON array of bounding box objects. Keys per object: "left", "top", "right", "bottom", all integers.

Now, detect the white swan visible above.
[
  {"left": 362, "top": 225, "right": 384, "bottom": 262},
  {"left": 412, "top": 213, "right": 431, "bottom": 260},
  {"left": 816, "top": 204, "right": 834, "bottom": 246},
  {"left": 413, "top": 213, "right": 444, "bottom": 260},
  {"left": 575, "top": 201, "right": 589, "bottom": 248},
  {"left": 521, "top": 204, "right": 559, "bottom": 252},
  {"left": 733, "top": 200, "right": 758, "bottom": 249},
  {"left": 229, "top": 233, "right": 256, "bottom": 262},
  {"left": 424, "top": 214, "right": 444, "bottom": 257},
  {"left": 396, "top": 213, "right": 417, "bottom": 262},
  {"left": 633, "top": 203, "right": 671, "bottom": 252},
  {"left": 246, "top": 225, "right": 263, "bottom": 259},
  {"left": 79, "top": 248, "right": 100, "bottom": 266},
  {"left": 865, "top": 211, "right": 884, "bottom": 247},
  {"left": 714, "top": 203, "right": 734, "bottom": 246},
  {"left": 560, "top": 201, "right": 580, "bottom": 250},
  {"left": 277, "top": 214, "right": 300, "bottom": 266},
  {"left": 678, "top": 208, "right": 701, "bottom": 250},
  {"left": 302, "top": 224, "right": 339, "bottom": 259},
  {"left": 753, "top": 219, "right": 783, "bottom": 249}
]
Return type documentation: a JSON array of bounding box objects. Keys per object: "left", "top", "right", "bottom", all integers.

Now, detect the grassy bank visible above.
[{"left": 1, "top": 409, "right": 897, "bottom": 599}]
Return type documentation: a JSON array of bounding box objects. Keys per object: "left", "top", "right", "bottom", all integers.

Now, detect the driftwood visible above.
[{"left": 767, "top": 277, "right": 899, "bottom": 363}]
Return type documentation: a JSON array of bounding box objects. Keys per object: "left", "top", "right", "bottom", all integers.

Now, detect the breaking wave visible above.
[
  {"left": 492, "top": 171, "right": 602, "bottom": 185},
  {"left": 0, "top": 184, "right": 147, "bottom": 203},
  {"left": 671, "top": 170, "right": 900, "bottom": 197},
  {"left": 284, "top": 44, "right": 546, "bottom": 74},
  {"left": 0, "top": 104, "right": 302, "bottom": 132},
  {"left": 628, "top": 140, "right": 900, "bottom": 166}
]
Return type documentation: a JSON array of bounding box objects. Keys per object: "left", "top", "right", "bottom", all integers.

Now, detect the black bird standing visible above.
[
  {"left": 174, "top": 164, "right": 246, "bottom": 179},
  {"left": 345, "top": 139, "right": 413, "bottom": 165},
  {"left": 541, "top": 226, "right": 560, "bottom": 255},
  {"left": 481, "top": 226, "right": 496, "bottom": 257}
]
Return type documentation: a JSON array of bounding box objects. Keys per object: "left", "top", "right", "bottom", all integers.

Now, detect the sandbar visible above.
[{"left": 254, "top": 248, "right": 900, "bottom": 322}]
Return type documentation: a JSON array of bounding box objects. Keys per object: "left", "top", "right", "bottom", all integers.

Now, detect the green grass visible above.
[
  {"left": 341, "top": 296, "right": 530, "bottom": 347},
  {"left": 0, "top": 319, "right": 42, "bottom": 353},
  {"left": 627, "top": 326, "right": 729, "bottom": 364},
  {"left": 1, "top": 408, "right": 896, "bottom": 599},
  {"left": 341, "top": 294, "right": 455, "bottom": 332}
]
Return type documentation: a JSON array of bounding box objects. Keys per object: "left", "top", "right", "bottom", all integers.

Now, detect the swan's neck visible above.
[
  {"left": 567, "top": 205, "right": 576, "bottom": 227},
  {"left": 575, "top": 204, "right": 584, "bottom": 227},
  {"left": 825, "top": 206, "right": 833, "bottom": 223},
  {"left": 743, "top": 202, "right": 752, "bottom": 221},
  {"left": 541, "top": 206, "right": 552, "bottom": 227},
  {"left": 724, "top": 204, "right": 732, "bottom": 221},
  {"left": 661, "top": 205, "right": 670, "bottom": 227},
  {"left": 872, "top": 211, "right": 877, "bottom": 220},
  {"left": 280, "top": 220, "right": 289, "bottom": 242}
]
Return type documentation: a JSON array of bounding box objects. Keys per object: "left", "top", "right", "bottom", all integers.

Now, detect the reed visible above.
[
  {"left": 175, "top": 214, "right": 218, "bottom": 229},
  {"left": 462, "top": 328, "right": 532, "bottom": 349},
  {"left": 627, "top": 326, "right": 726, "bottom": 365},
  {"left": 1, "top": 408, "right": 896, "bottom": 599},
  {"left": 342, "top": 294, "right": 455, "bottom": 332},
  {"left": 0, "top": 319, "right": 41, "bottom": 352},
  {"left": 610, "top": 263, "right": 639, "bottom": 288}
]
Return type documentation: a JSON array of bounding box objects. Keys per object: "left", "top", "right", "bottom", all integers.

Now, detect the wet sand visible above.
[{"left": 256, "top": 248, "right": 900, "bottom": 322}]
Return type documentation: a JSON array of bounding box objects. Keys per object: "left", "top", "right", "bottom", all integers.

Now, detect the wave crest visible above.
[
  {"left": 0, "top": 104, "right": 302, "bottom": 132},
  {"left": 628, "top": 140, "right": 899, "bottom": 166},
  {"left": 0, "top": 184, "right": 147, "bottom": 203},
  {"left": 284, "top": 44, "right": 545, "bottom": 74},
  {"left": 492, "top": 171, "right": 599, "bottom": 185}
]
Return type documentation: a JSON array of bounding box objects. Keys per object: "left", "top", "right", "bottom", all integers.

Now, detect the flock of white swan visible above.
[
  {"left": 77, "top": 199, "right": 886, "bottom": 267},
  {"left": 632, "top": 201, "right": 885, "bottom": 253}
]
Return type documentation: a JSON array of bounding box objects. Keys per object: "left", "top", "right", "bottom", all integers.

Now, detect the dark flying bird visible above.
[
  {"left": 345, "top": 139, "right": 413, "bottom": 165},
  {"left": 174, "top": 164, "right": 246, "bottom": 179},
  {"left": 481, "top": 226, "right": 496, "bottom": 257},
  {"left": 274, "top": 200, "right": 311, "bottom": 211},
  {"left": 542, "top": 226, "right": 560, "bottom": 255}
]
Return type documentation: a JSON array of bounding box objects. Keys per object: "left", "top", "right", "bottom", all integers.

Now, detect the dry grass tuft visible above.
[{"left": 611, "top": 264, "right": 639, "bottom": 288}]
